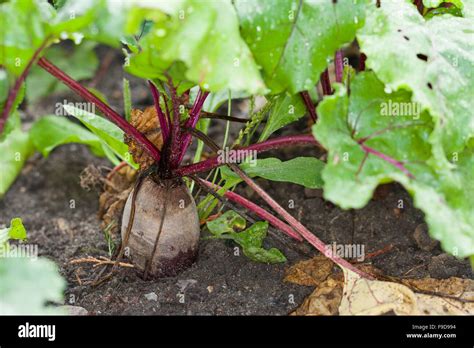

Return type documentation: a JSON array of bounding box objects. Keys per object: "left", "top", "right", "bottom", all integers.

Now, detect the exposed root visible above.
[{"left": 69, "top": 256, "right": 134, "bottom": 269}]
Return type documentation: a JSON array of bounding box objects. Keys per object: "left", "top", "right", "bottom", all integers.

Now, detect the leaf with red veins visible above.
[{"left": 313, "top": 71, "right": 474, "bottom": 258}]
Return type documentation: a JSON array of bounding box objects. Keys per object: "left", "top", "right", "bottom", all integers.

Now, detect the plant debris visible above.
[
  {"left": 286, "top": 256, "right": 474, "bottom": 316},
  {"left": 98, "top": 165, "right": 136, "bottom": 235},
  {"left": 339, "top": 269, "right": 474, "bottom": 315},
  {"left": 284, "top": 255, "right": 335, "bottom": 287},
  {"left": 124, "top": 107, "right": 163, "bottom": 171}
]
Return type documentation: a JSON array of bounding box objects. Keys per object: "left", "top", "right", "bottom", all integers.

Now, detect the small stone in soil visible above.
[
  {"left": 60, "top": 305, "right": 88, "bottom": 315},
  {"left": 413, "top": 223, "right": 439, "bottom": 251},
  {"left": 176, "top": 279, "right": 197, "bottom": 293},
  {"left": 144, "top": 292, "right": 158, "bottom": 301}
]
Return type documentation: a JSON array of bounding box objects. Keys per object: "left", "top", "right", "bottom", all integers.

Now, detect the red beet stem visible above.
[
  {"left": 37, "top": 57, "right": 161, "bottom": 162},
  {"left": 199, "top": 178, "right": 302, "bottom": 241},
  {"left": 1, "top": 38, "right": 51, "bottom": 133},
  {"left": 176, "top": 134, "right": 319, "bottom": 177}
]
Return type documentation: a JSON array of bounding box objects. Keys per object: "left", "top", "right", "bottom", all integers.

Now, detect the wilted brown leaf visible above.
[
  {"left": 286, "top": 256, "right": 474, "bottom": 316},
  {"left": 98, "top": 165, "right": 137, "bottom": 234},
  {"left": 402, "top": 277, "right": 474, "bottom": 315},
  {"left": 125, "top": 107, "right": 163, "bottom": 170},
  {"left": 339, "top": 268, "right": 474, "bottom": 315},
  {"left": 402, "top": 277, "right": 474, "bottom": 298},
  {"left": 291, "top": 272, "right": 344, "bottom": 316},
  {"left": 285, "top": 255, "right": 344, "bottom": 316},
  {"left": 284, "top": 255, "right": 335, "bottom": 286}
]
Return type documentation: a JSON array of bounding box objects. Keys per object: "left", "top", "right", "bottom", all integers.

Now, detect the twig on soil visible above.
[
  {"left": 402, "top": 263, "right": 428, "bottom": 277},
  {"left": 74, "top": 268, "right": 83, "bottom": 286},
  {"left": 364, "top": 244, "right": 394, "bottom": 259},
  {"left": 350, "top": 244, "right": 395, "bottom": 263}
]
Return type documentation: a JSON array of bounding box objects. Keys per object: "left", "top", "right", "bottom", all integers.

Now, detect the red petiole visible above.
[
  {"left": 0, "top": 38, "right": 51, "bottom": 133},
  {"left": 148, "top": 80, "right": 169, "bottom": 143},
  {"left": 320, "top": 69, "right": 332, "bottom": 95},
  {"left": 37, "top": 57, "right": 162, "bottom": 163},
  {"left": 176, "top": 89, "right": 210, "bottom": 165},
  {"left": 176, "top": 134, "right": 319, "bottom": 177},
  {"left": 335, "top": 50, "right": 344, "bottom": 83},
  {"left": 299, "top": 91, "right": 317, "bottom": 122},
  {"left": 198, "top": 178, "right": 302, "bottom": 241}
]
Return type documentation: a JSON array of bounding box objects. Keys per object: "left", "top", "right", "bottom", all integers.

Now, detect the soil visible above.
[{"left": 1, "top": 46, "right": 471, "bottom": 316}]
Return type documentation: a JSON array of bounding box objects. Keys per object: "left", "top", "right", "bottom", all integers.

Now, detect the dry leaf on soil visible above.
[
  {"left": 284, "top": 255, "right": 343, "bottom": 315},
  {"left": 284, "top": 255, "right": 335, "bottom": 286},
  {"left": 285, "top": 256, "right": 474, "bottom": 316},
  {"left": 124, "top": 107, "right": 163, "bottom": 170},
  {"left": 339, "top": 268, "right": 474, "bottom": 315},
  {"left": 98, "top": 165, "right": 136, "bottom": 234},
  {"left": 291, "top": 272, "right": 344, "bottom": 316}
]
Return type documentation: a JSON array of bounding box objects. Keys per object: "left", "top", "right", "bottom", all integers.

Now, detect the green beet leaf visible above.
[
  {"left": 0, "top": 217, "right": 65, "bottom": 314},
  {"left": 234, "top": 0, "right": 369, "bottom": 94},
  {"left": 259, "top": 92, "right": 306, "bottom": 141},
  {"left": 220, "top": 157, "right": 324, "bottom": 189},
  {"left": 0, "top": 124, "right": 34, "bottom": 197},
  {"left": 6, "top": 217, "right": 27, "bottom": 241},
  {"left": 357, "top": 0, "right": 474, "bottom": 169},
  {"left": 124, "top": 0, "right": 265, "bottom": 94},
  {"left": 29, "top": 115, "right": 105, "bottom": 158},
  {"left": 206, "top": 211, "right": 286, "bottom": 264},
  {"left": 233, "top": 221, "right": 286, "bottom": 264},
  {"left": 206, "top": 210, "right": 246, "bottom": 236},
  {"left": 0, "top": 257, "right": 65, "bottom": 314},
  {"left": 0, "top": 0, "right": 96, "bottom": 77},
  {"left": 62, "top": 105, "right": 138, "bottom": 168},
  {"left": 313, "top": 71, "right": 474, "bottom": 258},
  {"left": 0, "top": 217, "right": 27, "bottom": 246}
]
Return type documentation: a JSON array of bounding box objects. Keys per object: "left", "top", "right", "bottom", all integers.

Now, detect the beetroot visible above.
[{"left": 121, "top": 176, "right": 200, "bottom": 278}]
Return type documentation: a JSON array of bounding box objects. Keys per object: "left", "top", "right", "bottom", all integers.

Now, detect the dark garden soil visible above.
[{"left": 1, "top": 47, "right": 471, "bottom": 315}]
